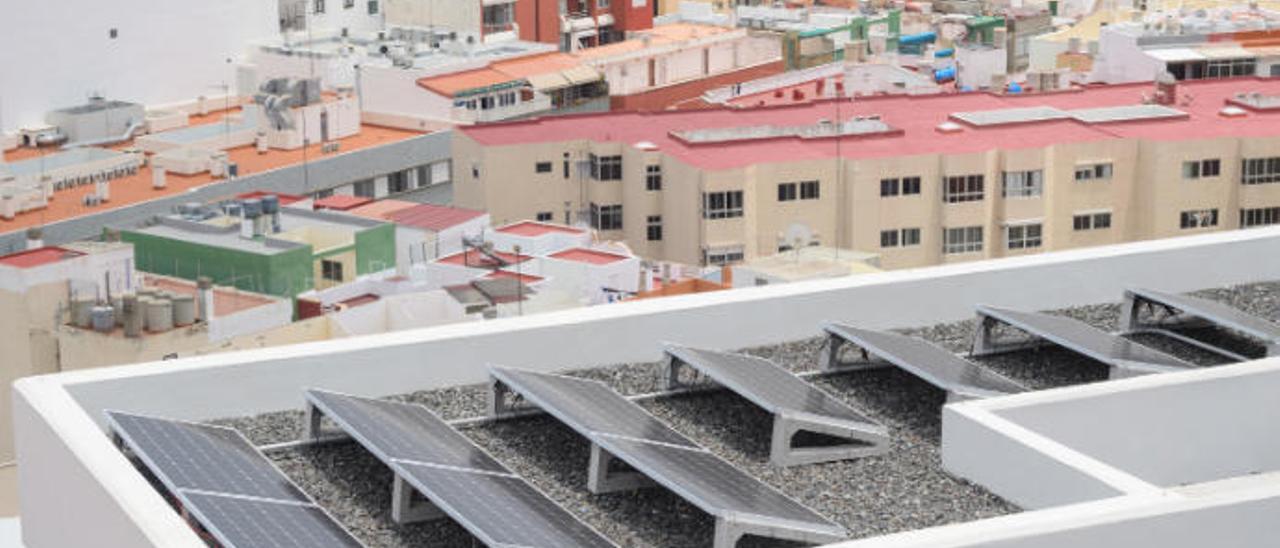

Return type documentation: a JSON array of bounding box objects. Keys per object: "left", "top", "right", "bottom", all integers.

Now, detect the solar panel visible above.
[
  {"left": 1068, "top": 104, "right": 1186, "bottom": 124},
  {"left": 396, "top": 462, "right": 618, "bottom": 548},
  {"left": 1123, "top": 287, "right": 1280, "bottom": 356},
  {"left": 487, "top": 368, "right": 698, "bottom": 449},
  {"left": 303, "top": 390, "right": 617, "bottom": 548},
  {"left": 974, "top": 305, "right": 1195, "bottom": 376},
  {"left": 106, "top": 412, "right": 362, "bottom": 548},
  {"left": 661, "top": 344, "right": 889, "bottom": 465},
  {"left": 489, "top": 367, "right": 847, "bottom": 547},
  {"left": 822, "top": 323, "right": 1026, "bottom": 400},
  {"left": 182, "top": 492, "right": 364, "bottom": 548},
  {"left": 305, "top": 389, "right": 507, "bottom": 473},
  {"left": 663, "top": 344, "right": 875, "bottom": 423},
  {"left": 107, "top": 412, "right": 308, "bottom": 502},
  {"left": 950, "top": 106, "right": 1069, "bottom": 127}
]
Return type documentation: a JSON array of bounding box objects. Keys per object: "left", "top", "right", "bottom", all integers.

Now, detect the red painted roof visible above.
[
  {"left": 436, "top": 249, "right": 533, "bottom": 268},
  {"left": 236, "top": 191, "right": 305, "bottom": 206},
  {"left": 387, "top": 204, "right": 487, "bottom": 232},
  {"left": 313, "top": 195, "right": 373, "bottom": 211},
  {"left": 495, "top": 221, "right": 586, "bottom": 237},
  {"left": 548, "top": 248, "right": 631, "bottom": 265},
  {"left": 0, "top": 246, "right": 83, "bottom": 269},
  {"left": 485, "top": 270, "right": 545, "bottom": 284},
  {"left": 459, "top": 78, "right": 1280, "bottom": 170}
]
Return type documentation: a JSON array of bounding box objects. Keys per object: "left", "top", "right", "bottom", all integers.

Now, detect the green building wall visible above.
[
  {"left": 354, "top": 223, "right": 396, "bottom": 276},
  {"left": 120, "top": 231, "right": 315, "bottom": 299}
]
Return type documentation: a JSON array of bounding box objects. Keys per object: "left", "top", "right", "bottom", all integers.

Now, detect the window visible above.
[
  {"left": 367, "top": 0, "right": 378, "bottom": 14},
  {"left": 353, "top": 179, "right": 375, "bottom": 198},
  {"left": 943, "top": 175, "right": 984, "bottom": 203},
  {"left": 902, "top": 177, "right": 921, "bottom": 195},
  {"left": 647, "top": 215, "right": 663, "bottom": 241},
  {"left": 1073, "top": 211, "right": 1112, "bottom": 231},
  {"left": 880, "top": 178, "right": 899, "bottom": 197},
  {"left": 1242, "top": 157, "right": 1280, "bottom": 185},
  {"left": 800, "top": 181, "right": 820, "bottom": 200},
  {"left": 109, "top": 28, "right": 118, "bottom": 39},
  {"left": 314, "top": 0, "right": 325, "bottom": 13},
  {"left": 703, "top": 190, "right": 744, "bottom": 219},
  {"left": 535, "top": 161, "right": 553, "bottom": 173},
  {"left": 536, "top": 212, "right": 554, "bottom": 222},
  {"left": 880, "top": 230, "right": 899, "bottom": 248},
  {"left": 596, "top": 0, "right": 610, "bottom": 9},
  {"left": 588, "top": 154, "right": 622, "bottom": 181},
  {"left": 344, "top": 0, "right": 354, "bottom": 8},
  {"left": 901, "top": 227, "right": 921, "bottom": 246},
  {"left": 942, "top": 226, "right": 984, "bottom": 254},
  {"left": 704, "top": 246, "right": 745, "bottom": 266},
  {"left": 563, "top": 153, "right": 570, "bottom": 179},
  {"left": 1074, "top": 162, "right": 1113, "bottom": 182},
  {"left": 590, "top": 203, "right": 623, "bottom": 230},
  {"left": 471, "top": 163, "right": 480, "bottom": 178},
  {"left": 1002, "top": 170, "right": 1043, "bottom": 198},
  {"left": 482, "top": 2, "right": 514, "bottom": 34},
  {"left": 321, "top": 260, "right": 344, "bottom": 282},
  {"left": 479, "top": 96, "right": 495, "bottom": 110},
  {"left": 388, "top": 171, "right": 409, "bottom": 194},
  {"left": 1242, "top": 207, "right": 1280, "bottom": 228},
  {"left": 1182, "top": 159, "right": 1221, "bottom": 179},
  {"left": 1180, "top": 208, "right": 1219, "bottom": 229},
  {"left": 645, "top": 165, "right": 662, "bottom": 191},
  {"left": 777, "top": 182, "right": 797, "bottom": 201},
  {"left": 315, "top": 188, "right": 335, "bottom": 199},
  {"left": 497, "top": 91, "right": 516, "bottom": 107},
  {"left": 1006, "top": 223, "right": 1043, "bottom": 250},
  {"left": 1206, "top": 58, "right": 1256, "bottom": 79}
]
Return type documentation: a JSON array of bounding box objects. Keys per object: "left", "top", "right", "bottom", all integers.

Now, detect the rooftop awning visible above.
[
  {"left": 1145, "top": 48, "right": 1206, "bottom": 63},
  {"left": 562, "top": 65, "right": 602, "bottom": 85},
  {"left": 1199, "top": 46, "right": 1255, "bottom": 60},
  {"left": 526, "top": 71, "right": 571, "bottom": 91}
]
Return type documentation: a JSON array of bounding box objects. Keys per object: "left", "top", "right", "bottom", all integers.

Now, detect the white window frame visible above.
[
  {"left": 1005, "top": 221, "right": 1043, "bottom": 250},
  {"left": 1002, "top": 170, "right": 1043, "bottom": 198},
  {"left": 942, "top": 226, "right": 983, "bottom": 255}
]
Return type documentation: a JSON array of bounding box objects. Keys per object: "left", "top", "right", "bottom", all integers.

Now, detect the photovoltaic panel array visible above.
[
  {"left": 977, "top": 305, "right": 1195, "bottom": 374},
  {"left": 1125, "top": 287, "right": 1280, "bottom": 353},
  {"left": 823, "top": 323, "right": 1026, "bottom": 399},
  {"left": 304, "top": 389, "right": 616, "bottom": 548},
  {"left": 106, "top": 411, "right": 363, "bottom": 548},
  {"left": 488, "top": 367, "right": 847, "bottom": 544}
]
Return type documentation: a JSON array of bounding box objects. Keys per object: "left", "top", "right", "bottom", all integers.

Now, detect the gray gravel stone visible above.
[{"left": 201, "top": 281, "right": 1280, "bottom": 547}]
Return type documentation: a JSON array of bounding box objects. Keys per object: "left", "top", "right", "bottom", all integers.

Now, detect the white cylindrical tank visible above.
[
  {"left": 153, "top": 167, "right": 167, "bottom": 189},
  {"left": 91, "top": 306, "right": 115, "bottom": 333},
  {"left": 172, "top": 295, "right": 197, "bottom": 326},
  {"left": 145, "top": 298, "right": 174, "bottom": 332}
]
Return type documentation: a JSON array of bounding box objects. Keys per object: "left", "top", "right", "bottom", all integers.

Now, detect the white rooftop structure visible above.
[{"left": 14, "top": 227, "right": 1280, "bottom": 548}]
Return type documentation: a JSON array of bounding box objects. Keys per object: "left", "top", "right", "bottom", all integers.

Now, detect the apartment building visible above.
[
  {"left": 517, "top": 0, "right": 654, "bottom": 51},
  {"left": 454, "top": 77, "right": 1280, "bottom": 269}
]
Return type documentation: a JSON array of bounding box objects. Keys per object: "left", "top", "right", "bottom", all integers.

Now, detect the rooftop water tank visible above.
[
  {"left": 172, "top": 295, "right": 197, "bottom": 327},
  {"left": 261, "top": 194, "right": 280, "bottom": 214},
  {"left": 91, "top": 306, "right": 115, "bottom": 333},
  {"left": 145, "top": 298, "right": 174, "bottom": 332},
  {"left": 242, "top": 198, "right": 263, "bottom": 218}
]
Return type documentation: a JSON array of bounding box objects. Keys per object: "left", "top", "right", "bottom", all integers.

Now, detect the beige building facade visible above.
[{"left": 454, "top": 78, "right": 1280, "bottom": 269}]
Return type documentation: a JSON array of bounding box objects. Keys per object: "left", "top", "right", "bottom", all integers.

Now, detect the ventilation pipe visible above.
[
  {"left": 25, "top": 227, "right": 42, "bottom": 250},
  {"left": 197, "top": 276, "right": 215, "bottom": 323},
  {"left": 122, "top": 294, "right": 142, "bottom": 337}
]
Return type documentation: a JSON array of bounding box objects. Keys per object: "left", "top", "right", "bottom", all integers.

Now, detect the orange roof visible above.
[
  {"left": 416, "top": 52, "right": 584, "bottom": 97},
  {"left": 0, "top": 246, "right": 83, "bottom": 269},
  {"left": 495, "top": 220, "right": 585, "bottom": 237},
  {"left": 548, "top": 248, "right": 631, "bottom": 265},
  {"left": 346, "top": 199, "right": 419, "bottom": 220},
  {"left": 0, "top": 107, "right": 424, "bottom": 235},
  {"left": 313, "top": 195, "right": 373, "bottom": 211}
]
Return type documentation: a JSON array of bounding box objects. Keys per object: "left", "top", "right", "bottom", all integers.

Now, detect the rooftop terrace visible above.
[
  {"left": 459, "top": 78, "right": 1280, "bottom": 170},
  {"left": 15, "top": 227, "right": 1280, "bottom": 548},
  {"left": 0, "top": 108, "right": 424, "bottom": 235}
]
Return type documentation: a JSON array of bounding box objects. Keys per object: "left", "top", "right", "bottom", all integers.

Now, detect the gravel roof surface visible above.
[{"left": 204, "top": 281, "right": 1280, "bottom": 548}]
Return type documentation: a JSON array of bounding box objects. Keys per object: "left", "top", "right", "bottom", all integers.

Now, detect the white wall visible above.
[
  {"left": 16, "top": 227, "right": 1280, "bottom": 548},
  {"left": 206, "top": 298, "right": 293, "bottom": 342},
  {"left": 0, "top": 0, "right": 278, "bottom": 132}
]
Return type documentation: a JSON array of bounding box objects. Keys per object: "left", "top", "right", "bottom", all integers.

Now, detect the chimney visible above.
[
  {"left": 1154, "top": 72, "right": 1178, "bottom": 106},
  {"left": 95, "top": 176, "right": 110, "bottom": 202},
  {"left": 25, "top": 227, "right": 42, "bottom": 250},
  {"left": 153, "top": 167, "right": 167, "bottom": 189},
  {"left": 197, "top": 276, "right": 215, "bottom": 322},
  {"left": 123, "top": 294, "right": 142, "bottom": 338}
]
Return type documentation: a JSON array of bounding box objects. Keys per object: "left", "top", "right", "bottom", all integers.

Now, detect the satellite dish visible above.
[{"left": 780, "top": 222, "right": 814, "bottom": 247}]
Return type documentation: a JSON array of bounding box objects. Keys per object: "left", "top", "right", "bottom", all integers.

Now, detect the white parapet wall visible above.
[
  {"left": 832, "top": 359, "right": 1280, "bottom": 548},
  {"left": 14, "top": 226, "right": 1280, "bottom": 548}
]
